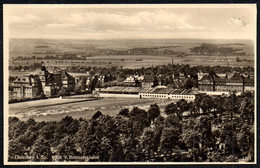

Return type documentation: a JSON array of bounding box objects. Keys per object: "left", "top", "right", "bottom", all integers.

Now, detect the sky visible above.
[{"left": 4, "top": 4, "right": 256, "bottom": 40}]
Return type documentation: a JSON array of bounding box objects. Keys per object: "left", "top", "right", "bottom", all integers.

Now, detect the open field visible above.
[
  {"left": 9, "top": 38, "right": 254, "bottom": 70},
  {"left": 9, "top": 54, "right": 254, "bottom": 75},
  {"left": 9, "top": 97, "right": 174, "bottom": 122},
  {"left": 9, "top": 97, "right": 93, "bottom": 109},
  {"left": 87, "top": 54, "right": 254, "bottom": 68},
  {"left": 8, "top": 71, "right": 92, "bottom": 77},
  {"left": 9, "top": 38, "right": 254, "bottom": 58}
]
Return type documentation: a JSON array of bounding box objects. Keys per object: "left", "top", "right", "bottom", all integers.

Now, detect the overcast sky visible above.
[{"left": 4, "top": 5, "right": 256, "bottom": 40}]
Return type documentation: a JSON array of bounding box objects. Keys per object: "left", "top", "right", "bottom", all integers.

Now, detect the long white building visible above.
[
  {"left": 139, "top": 87, "right": 199, "bottom": 101},
  {"left": 96, "top": 86, "right": 200, "bottom": 102}
]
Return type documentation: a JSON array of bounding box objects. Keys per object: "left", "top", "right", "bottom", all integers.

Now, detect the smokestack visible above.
[{"left": 41, "top": 61, "right": 46, "bottom": 71}]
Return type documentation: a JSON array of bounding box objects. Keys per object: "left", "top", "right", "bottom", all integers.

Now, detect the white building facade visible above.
[{"left": 97, "top": 86, "right": 199, "bottom": 102}]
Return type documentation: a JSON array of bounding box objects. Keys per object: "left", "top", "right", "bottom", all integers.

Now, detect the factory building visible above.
[
  {"left": 139, "top": 87, "right": 199, "bottom": 101},
  {"left": 96, "top": 86, "right": 199, "bottom": 102}
]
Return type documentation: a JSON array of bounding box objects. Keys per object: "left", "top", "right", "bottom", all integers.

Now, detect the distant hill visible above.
[{"left": 9, "top": 38, "right": 254, "bottom": 59}]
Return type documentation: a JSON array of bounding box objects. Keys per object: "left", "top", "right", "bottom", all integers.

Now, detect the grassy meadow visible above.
[{"left": 9, "top": 97, "right": 174, "bottom": 122}]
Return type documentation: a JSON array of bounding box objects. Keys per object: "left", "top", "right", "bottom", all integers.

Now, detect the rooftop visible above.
[{"left": 99, "top": 86, "right": 198, "bottom": 95}]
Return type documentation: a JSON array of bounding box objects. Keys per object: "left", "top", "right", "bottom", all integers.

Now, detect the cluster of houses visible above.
[
  {"left": 95, "top": 71, "right": 254, "bottom": 101},
  {"left": 11, "top": 64, "right": 76, "bottom": 98},
  {"left": 120, "top": 71, "right": 254, "bottom": 93},
  {"left": 10, "top": 62, "right": 254, "bottom": 101}
]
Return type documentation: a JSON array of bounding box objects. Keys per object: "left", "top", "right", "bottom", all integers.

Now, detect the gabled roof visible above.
[
  {"left": 227, "top": 73, "right": 243, "bottom": 83},
  {"left": 230, "top": 73, "right": 242, "bottom": 80},
  {"left": 199, "top": 75, "right": 214, "bottom": 82},
  {"left": 13, "top": 75, "right": 40, "bottom": 85},
  {"left": 186, "top": 89, "right": 200, "bottom": 95},
  {"left": 100, "top": 86, "right": 199, "bottom": 96}
]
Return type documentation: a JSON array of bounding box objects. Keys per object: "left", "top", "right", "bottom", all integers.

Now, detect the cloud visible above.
[
  {"left": 9, "top": 13, "right": 40, "bottom": 24},
  {"left": 15, "top": 10, "right": 203, "bottom": 33},
  {"left": 42, "top": 23, "right": 74, "bottom": 28},
  {"left": 178, "top": 23, "right": 204, "bottom": 30},
  {"left": 6, "top": 6, "right": 256, "bottom": 40},
  {"left": 228, "top": 17, "right": 248, "bottom": 26}
]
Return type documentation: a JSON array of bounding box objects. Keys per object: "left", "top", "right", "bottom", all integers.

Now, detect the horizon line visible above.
[{"left": 9, "top": 37, "right": 254, "bottom": 41}]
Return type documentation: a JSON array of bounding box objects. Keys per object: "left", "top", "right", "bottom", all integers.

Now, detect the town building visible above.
[
  {"left": 225, "top": 73, "right": 244, "bottom": 92},
  {"left": 12, "top": 75, "right": 43, "bottom": 98},
  {"left": 198, "top": 73, "right": 254, "bottom": 93},
  {"left": 243, "top": 78, "right": 254, "bottom": 92},
  {"left": 11, "top": 64, "right": 76, "bottom": 98},
  {"left": 198, "top": 75, "right": 215, "bottom": 91},
  {"left": 96, "top": 86, "right": 143, "bottom": 99},
  {"left": 39, "top": 64, "right": 75, "bottom": 96}
]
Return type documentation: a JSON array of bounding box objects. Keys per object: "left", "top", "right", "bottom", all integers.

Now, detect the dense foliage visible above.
[
  {"left": 9, "top": 93, "right": 254, "bottom": 162},
  {"left": 190, "top": 43, "right": 246, "bottom": 56}
]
